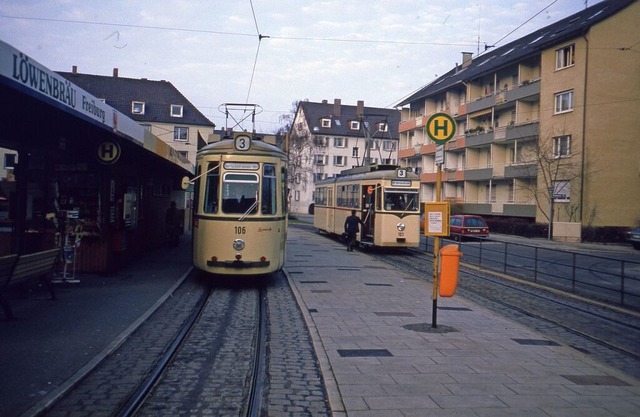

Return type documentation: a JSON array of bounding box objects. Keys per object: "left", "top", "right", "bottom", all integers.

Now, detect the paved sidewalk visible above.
[{"left": 284, "top": 227, "right": 640, "bottom": 417}]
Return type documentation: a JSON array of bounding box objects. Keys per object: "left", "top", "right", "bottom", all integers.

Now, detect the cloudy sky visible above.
[{"left": 0, "top": 0, "right": 600, "bottom": 132}]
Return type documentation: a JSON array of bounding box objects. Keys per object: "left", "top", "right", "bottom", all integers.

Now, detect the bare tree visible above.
[
  {"left": 277, "top": 100, "right": 315, "bottom": 212},
  {"left": 516, "top": 130, "right": 594, "bottom": 239}
]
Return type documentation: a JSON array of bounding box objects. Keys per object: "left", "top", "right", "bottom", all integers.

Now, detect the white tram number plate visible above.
[{"left": 234, "top": 134, "right": 252, "bottom": 151}]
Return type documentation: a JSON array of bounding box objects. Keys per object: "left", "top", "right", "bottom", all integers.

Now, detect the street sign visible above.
[{"left": 426, "top": 113, "right": 457, "bottom": 145}]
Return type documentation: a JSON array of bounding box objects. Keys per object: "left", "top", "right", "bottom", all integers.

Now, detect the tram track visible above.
[{"left": 38, "top": 275, "right": 271, "bottom": 417}]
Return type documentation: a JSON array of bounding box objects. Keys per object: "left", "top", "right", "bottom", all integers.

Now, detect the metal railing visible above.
[{"left": 426, "top": 237, "right": 640, "bottom": 311}]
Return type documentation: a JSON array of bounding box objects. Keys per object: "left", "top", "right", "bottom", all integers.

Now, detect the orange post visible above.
[{"left": 439, "top": 244, "right": 462, "bottom": 297}]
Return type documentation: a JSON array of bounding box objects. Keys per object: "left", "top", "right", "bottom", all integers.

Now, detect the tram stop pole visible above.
[{"left": 432, "top": 163, "right": 442, "bottom": 328}]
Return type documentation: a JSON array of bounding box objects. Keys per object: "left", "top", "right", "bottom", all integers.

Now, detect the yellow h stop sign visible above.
[{"left": 426, "top": 113, "right": 457, "bottom": 145}]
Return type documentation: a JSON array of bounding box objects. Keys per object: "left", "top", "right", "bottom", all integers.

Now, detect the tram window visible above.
[
  {"left": 204, "top": 163, "right": 220, "bottom": 213},
  {"left": 383, "top": 189, "right": 419, "bottom": 211},
  {"left": 262, "top": 164, "right": 277, "bottom": 215},
  {"left": 222, "top": 173, "right": 259, "bottom": 214},
  {"left": 349, "top": 184, "right": 359, "bottom": 208}
]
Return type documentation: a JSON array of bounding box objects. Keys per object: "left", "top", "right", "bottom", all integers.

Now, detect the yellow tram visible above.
[
  {"left": 191, "top": 133, "right": 288, "bottom": 275},
  {"left": 314, "top": 165, "right": 420, "bottom": 248}
]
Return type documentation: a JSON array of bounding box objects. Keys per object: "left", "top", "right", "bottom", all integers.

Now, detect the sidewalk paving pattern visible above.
[{"left": 284, "top": 227, "right": 640, "bottom": 417}]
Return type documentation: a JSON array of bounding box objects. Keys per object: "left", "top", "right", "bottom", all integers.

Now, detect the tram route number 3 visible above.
[
  {"left": 234, "top": 134, "right": 252, "bottom": 151},
  {"left": 235, "top": 226, "right": 247, "bottom": 234}
]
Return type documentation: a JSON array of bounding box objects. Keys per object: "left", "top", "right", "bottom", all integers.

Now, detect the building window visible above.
[
  {"left": 371, "top": 140, "right": 379, "bottom": 150},
  {"left": 4, "top": 153, "right": 17, "bottom": 169},
  {"left": 334, "top": 155, "right": 346, "bottom": 166},
  {"left": 294, "top": 190, "right": 300, "bottom": 201},
  {"left": 554, "top": 91, "right": 574, "bottom": 114},
  {"left": 378, "top": 122, "right": 388, "bottom": 132},
  {"left": 131, "top": 101, "right": 145, "bottom": 115},
  {"left": 170, "top": 104, "right": 184, "bottom": 118},
  {"left": 334, "top": 137, "right": 347, "bottom": 148},
  {"left": 321, "top": 118, "right": 331, "bottom": 128},
  {"left": 556, "top": 44, "right": 575, "bottom": 70},
  {"left": 314, "top": 155, "right": 327, "bottom": 165},
  {"left": 352, "top": 147, "right": 359, "bottom": 157},
  {"left": 313, "top": 136, "right": 328, "bottom": 147},
  {"left": 350, "top": 121, "right": 360, "bottom": 130},
  {"left": 382, "top": 140, "right": 395, "bottom": 151},
  {"left": 553, "top": 135, "right": 571, "bottom": 158},
  {"left": 140, "top": 123, "right": 152, "bottom": 132},
  {"left": 177, "top": 151, "right": 188, "bottom": 160},
  {"left": 174, "top": 126, "right": 189, "bottom": 142}
]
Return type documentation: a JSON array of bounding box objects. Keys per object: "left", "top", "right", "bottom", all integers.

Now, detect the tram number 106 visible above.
[{"left": 235, "top": 226, "right": 247, "bottom": 235}]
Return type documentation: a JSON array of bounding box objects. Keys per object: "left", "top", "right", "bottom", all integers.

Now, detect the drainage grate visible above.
[
  {"left": 365, "top": 283, "right": 393, "bottom": 287},
  {"left": 308, "top": 308, "right": 318, "bottom": 313},
  {"left": 337, "top": 349, "right": 393, "bottom": 358},
  {"left": 512, "top": 338, "right": 560, "bottom": 346},
  {"left": 375, "top": 312, "right": 415, "bottom": 317},
  {"left": 299, "top": 280, "right": 328, "bottom": 284},
  {"left": 561, "top": 375, "right": 630, "bottom": 386},
  {"left": 287, "top": 271, "right": 304, "bottom": 274},
  {"left": 311, "top": 290, "right": 332, "bottom": 293},
  {"left": 337, "top": 268, "right": 361, "bottom": 271},
  {"left": 438, "top": 306, "right": 472, "bottom": 311}
]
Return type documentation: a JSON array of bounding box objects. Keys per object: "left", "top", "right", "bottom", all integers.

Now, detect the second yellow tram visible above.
[{"left": 313, "top": 165, "right": 421, "bottom": 248}]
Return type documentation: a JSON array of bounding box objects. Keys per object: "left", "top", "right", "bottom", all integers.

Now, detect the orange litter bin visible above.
[{"left": 439, "top": 244, "right": 462, "bottom": 297}]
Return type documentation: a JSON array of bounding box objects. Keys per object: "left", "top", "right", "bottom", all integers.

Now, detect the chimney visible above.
[
  {"left": 72, "top": 65, "right": 78, "bottom": 74},
  {"left": 113, "top": 68, "right": 119, "bottom": 78},
  {"left": 356, "top": 100, "right": 364, "bottom": 118},
  {"left": 461, "top": 52, "right": 473, "bottom": 69},
  {"left": 334, "top": 98, "right": 341, "bottom": 117},
  {"left": 322, "top": 99, "right": 328, "bottom": 104}
]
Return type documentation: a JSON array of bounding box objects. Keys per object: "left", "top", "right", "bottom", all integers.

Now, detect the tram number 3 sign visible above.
[{"left": 426, "top": 113, "right": 457, "bottom": 145}]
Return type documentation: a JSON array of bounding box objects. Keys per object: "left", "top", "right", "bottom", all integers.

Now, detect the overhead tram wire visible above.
[
  {"left": 245, "top": 0, "right": 269, "bottom": 108},
  {"left": 0, "top": 14, "right": 477, "bottom": 48}
]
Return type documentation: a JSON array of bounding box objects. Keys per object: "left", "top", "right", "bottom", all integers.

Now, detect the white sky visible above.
[{"left": 0, "top": 0, "right": 601, "bottom": 133}]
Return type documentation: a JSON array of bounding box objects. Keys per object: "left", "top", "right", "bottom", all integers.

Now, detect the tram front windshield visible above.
[
  {"left": 221, "top": 173, "right": 259, "bottom": 214},
  {"left": 383, "top": 189, "right": 419, "bottom": 211}
]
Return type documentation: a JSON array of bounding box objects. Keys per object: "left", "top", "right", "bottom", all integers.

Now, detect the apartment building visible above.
[
  {"left": 397, "top": 0, "right": 639, "bottom": 230},
  {"left": 288, "top": 99, "right": 400, "bottom": 214},
  {"left": 59, "top": 68, "right": 215, "bottom": 167}
]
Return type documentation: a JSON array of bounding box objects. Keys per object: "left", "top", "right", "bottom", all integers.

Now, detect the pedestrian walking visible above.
[{"left": 344, "top": 210, "right": 363, "bottom": 252}]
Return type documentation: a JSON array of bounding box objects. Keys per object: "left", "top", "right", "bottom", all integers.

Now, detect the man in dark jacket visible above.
[{"left": 344, "top": 210, "right": 363, "bottom": 252}]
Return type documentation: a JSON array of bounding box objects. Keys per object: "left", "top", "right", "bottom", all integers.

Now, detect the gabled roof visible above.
[
  {"left": 397, "top": 0, "right": 635, "bottom": 106},
  {"left": 298, "top": 101, "right": 400, "bottom": 139},
  {"left": 58, "top": 72, "right": 215, "bottom": 127}
]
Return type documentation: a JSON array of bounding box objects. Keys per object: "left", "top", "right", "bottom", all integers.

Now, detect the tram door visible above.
[{"left": 361, "top": 185, "right": 375, "bottom": 242}]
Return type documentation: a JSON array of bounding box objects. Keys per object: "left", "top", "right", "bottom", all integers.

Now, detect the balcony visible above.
[
  {"left": 505, "top": 121, "right": 538, "bottom": 141},
  {"left": 465, "top": 130, "right": 494, "bottom": 147},
  {"left": 464, "top": 167, "right": 493, "bottom": 181},
  {"left": 466, "top": 94, "right": 496, "bottom": 114},
  {"left": 505, "top": 163, "right": 537, "bottom": 179},
  {"left": 507, "top": 79, "right": 540, "bottom": 101}
]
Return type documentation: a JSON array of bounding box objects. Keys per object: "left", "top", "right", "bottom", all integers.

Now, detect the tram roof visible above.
[
  {"left": 198, "top": 137, "right": 287, "bottom": 158},
  {"left": 317, "top": 164, "right": 419, "bottom": 185}
]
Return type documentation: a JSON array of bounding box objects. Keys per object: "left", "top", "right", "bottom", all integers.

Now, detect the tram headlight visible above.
[
  {"left": 396, "top": 222, "right": 406, "bottom": 231},
  {"left": 233, "top": 239, "right": 245, "bottom": 251}
]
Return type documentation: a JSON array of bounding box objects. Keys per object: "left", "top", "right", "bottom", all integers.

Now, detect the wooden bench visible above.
[{"left": 0, "top": 248, "right": 59, "bottom": 320}]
